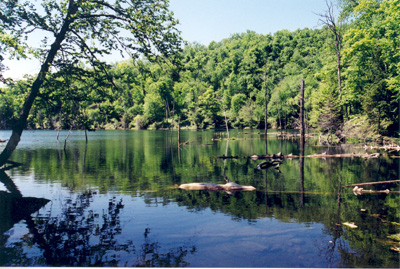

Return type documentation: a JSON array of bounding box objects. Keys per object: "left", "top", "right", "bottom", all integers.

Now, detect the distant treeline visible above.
[{"left": 1, "top": 0, "right": 398, "bottom": 140}]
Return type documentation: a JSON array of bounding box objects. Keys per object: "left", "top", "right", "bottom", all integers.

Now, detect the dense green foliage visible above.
[
  {"left": 0, "top": 0, "right": 183, "bottom": 166},
  {"left": 1, "top": 0, "right": 399, "bottom": 139}
]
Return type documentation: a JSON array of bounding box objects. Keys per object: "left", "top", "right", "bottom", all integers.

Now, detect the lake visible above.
[{"left": 0, "top": 129, "right": 399, "bottom": 267}]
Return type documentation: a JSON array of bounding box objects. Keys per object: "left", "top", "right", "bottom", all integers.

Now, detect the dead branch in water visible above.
[
  {"left": 343, "top": 180, "right": 400, "bottom": 188},
  {"left": 179, "top": 139, "right": 201, "bottom": 147},
  {"left": 215, "top": 152, "right": 383, "bottom": 159}
]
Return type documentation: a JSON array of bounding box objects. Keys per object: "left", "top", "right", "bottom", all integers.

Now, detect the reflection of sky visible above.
[
  {"left": 4, "top": 172, "right": 341, "bottom": 267},
  {"left": 119, "top": 196, "right": 341, "bottom": 268}
]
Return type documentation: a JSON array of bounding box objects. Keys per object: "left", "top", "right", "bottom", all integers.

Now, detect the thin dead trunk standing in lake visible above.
[
  {"left": 263, "top": 65, "right": 268, "bottom": 135},
  {"left": 299, "top": 80, "right": 306, "bottom": 207},
  {"left": 300, "top": 79, "right": 305, "bottom": 153}
]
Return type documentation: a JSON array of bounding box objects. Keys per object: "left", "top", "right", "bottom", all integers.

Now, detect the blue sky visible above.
[
  {"left": 169, "top": 0, "right": 332, "bottom": 45},
  {"left": 3, "top": 0, "right": 334, "bottom": 80}
]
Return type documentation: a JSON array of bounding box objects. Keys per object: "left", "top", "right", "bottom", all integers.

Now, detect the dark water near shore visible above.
[{"left": 0, "top": 129, "right": 399, "bottom": 267}]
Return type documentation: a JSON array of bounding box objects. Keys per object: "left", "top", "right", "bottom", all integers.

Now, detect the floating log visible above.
[
  {"left": 277, "top": 133, "right": 315, "bottom": 139},
  {"left": 357, "top": 144, "right": 400, "bottom": 151},
  {"left": 343, "top": 180, "right": 400, "bottom": 188},
  {"left": 238, "top": 132, "right": 267, "bottom": 135},
  {"left": 237, "top": 132, "right": 291, "bottom": 135},
  {"left": 211, "top": 137, "right": 265, "bottom": 141},
  {"left": 179, "top": 177, "right": 255, "bottom": 193},
  {"left": 216, "top": 152, "right": 284, "bottom": 160},
  {"left": 352, "top": 186, "right": 390, "bottom": 196},
  {"left": 342, "top": 222, "right": 358, "bottom": 229},
  {"left": 307, "top": 152, "right": 381, "bottom": 158}
]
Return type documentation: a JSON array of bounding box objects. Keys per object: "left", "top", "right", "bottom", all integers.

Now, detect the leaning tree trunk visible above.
[{"left": 0, "top": 1, "right": 77, "bottom": 167}]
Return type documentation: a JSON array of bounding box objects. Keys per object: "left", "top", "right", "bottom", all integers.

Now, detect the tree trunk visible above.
[
  {"left": 299, "top": 80, "right": 305, "bottom": 207},
  {"left": 223, "top": 109, "right": 230, "bottom": 139},
  {"left": 177, "top": 117, "right": 181, "bottom": 145},
  {"left": 264, "top": 65, "right": 268, "bottom": 134},
  {"left": 300, "top": 80, "right": 305, "bottom": 153},
  {"left": 335, "top": 39, "right": 341, "bottom": 97},
  {"left": 277, "top": 100, "right": 282, "bottom": 136},
  {"left": 285, "top": 107, "right": 287, "bottom": 133},
  {"left": 0, "top": 0, "right": 77, "bottom": 167},
  {"left": 64, "top": 125, "right": 73, "bottom": 151}
]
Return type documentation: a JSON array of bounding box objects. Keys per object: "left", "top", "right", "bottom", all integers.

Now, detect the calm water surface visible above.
[{"left": 0, "top": 130, "right": 399, "bottom": 267}]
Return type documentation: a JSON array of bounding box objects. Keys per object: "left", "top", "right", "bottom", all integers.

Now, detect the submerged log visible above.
[{"left": 179, "top": 177, "right": 255, "bottom": 192}]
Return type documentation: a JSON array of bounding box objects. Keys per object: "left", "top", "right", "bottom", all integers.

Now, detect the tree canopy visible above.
[
  {"left": 0, "top": 0, "right": 183, "bottom": 166},
  {"left": 1, "top": 0, "right": 399, "bottom": 155}
]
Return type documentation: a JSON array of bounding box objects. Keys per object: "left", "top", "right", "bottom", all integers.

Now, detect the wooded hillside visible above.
[{"left": 1, "top": 0, "right": 398, "bottom": 140}]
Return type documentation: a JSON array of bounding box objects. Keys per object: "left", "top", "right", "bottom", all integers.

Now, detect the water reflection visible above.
[
  {"left": 0, "top": 168, "right": 196, "bottom": 266},
  {"left": 0, "top": 130, "right": 398, "bottom": 267},
  {"left": 27, "top": 192, "right": 195, "bottom": 267},
  {"left": 0, "top": 166, "right": 49, "bottom": 235}
]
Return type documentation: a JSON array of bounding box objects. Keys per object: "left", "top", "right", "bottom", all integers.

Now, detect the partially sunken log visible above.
[{"left": 179, "top": 177, "right": 256, "bottom": 192}]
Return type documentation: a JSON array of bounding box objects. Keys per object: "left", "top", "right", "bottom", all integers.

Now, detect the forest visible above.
[{"left": 0, "top": 0, "right": 399, "bottom": 142}]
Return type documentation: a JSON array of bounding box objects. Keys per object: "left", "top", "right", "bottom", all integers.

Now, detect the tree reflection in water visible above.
[
  {"left": 0, "top": 171, "right": 196, "bottom": 267},
  {"left": 27, "top": 192, "right": 196, "bottom": 267}
]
